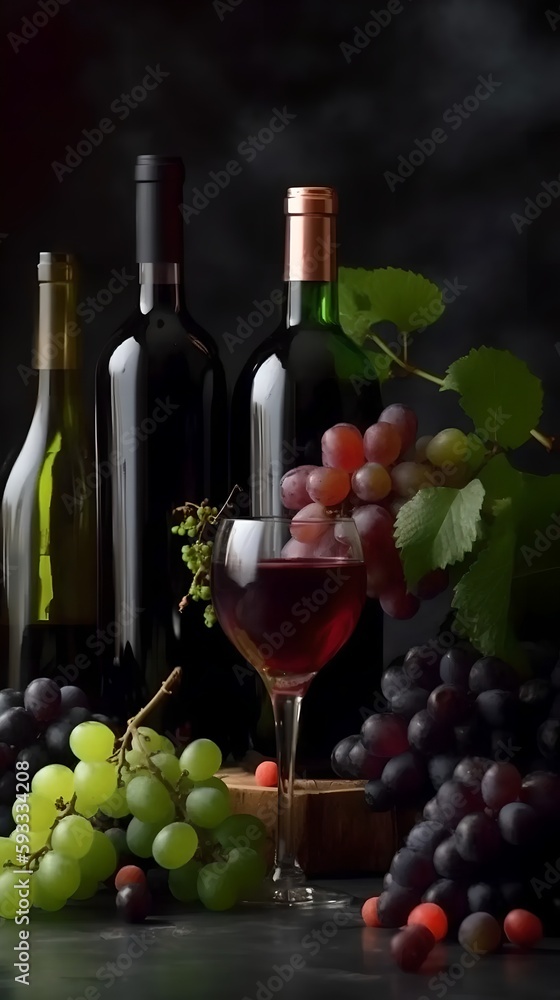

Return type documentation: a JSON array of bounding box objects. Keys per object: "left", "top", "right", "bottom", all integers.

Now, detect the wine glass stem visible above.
[{"left": 271, "top": 690, "right": 304, "bottom": 883}]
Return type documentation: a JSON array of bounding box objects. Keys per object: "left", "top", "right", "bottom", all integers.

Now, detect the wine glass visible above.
[{"left": 211, "top": 516, "right": 366, "bottom": 906}]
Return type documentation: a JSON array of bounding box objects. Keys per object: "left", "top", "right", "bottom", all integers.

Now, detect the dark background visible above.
[{"left": 1, "top": 0, "right": 559, "bottom": 656}]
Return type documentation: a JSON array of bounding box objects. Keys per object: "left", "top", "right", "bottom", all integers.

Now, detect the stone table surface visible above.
[{"left": 2, "top": 878, "right": 560, "bottom": 1000}]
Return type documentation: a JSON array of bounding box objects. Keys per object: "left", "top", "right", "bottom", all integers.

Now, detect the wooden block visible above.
[{"left": 219, "top": 766, "right": 416, "bottom": 876}]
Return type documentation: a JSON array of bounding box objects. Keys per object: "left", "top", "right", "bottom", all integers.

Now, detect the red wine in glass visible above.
[{"left": 213, "top": 558, "right": 365, "bottom": 694}]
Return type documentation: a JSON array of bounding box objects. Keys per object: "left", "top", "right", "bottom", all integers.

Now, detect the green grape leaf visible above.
[
  {"left": 339, "top": 266, "right": 444, "bottom": 341},
  {"left": 477, "top": 453, "right": 524, "bottom": 513},
  {"left": 442, "top": 348, "right": 543, "bottom": 449},
  {"left": 510, "top": 470, "right": 560, "bottom": 623},
  {"left": 394, "top": 480, "right": 485, "bottom": 587},
  {"left": 327, "top": 333, "right": 386, "bottom": 386},
  {"left": 451, "top": 499, "right": 525, "bottom": 669}
]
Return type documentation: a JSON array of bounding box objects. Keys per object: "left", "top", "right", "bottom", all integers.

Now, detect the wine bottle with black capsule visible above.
[
  {"left": 2, "top": 253, "right": 98, "bottom": 699},
  {"left": 231, "top": 186, "right": 384, "bottom": 772},
  {"left": 96, "top": 155, "right": 249, "bottom": 752}
]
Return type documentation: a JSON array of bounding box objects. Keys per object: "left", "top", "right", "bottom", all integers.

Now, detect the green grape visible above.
[
  {"left": 151, "top": 752, "right": 181, "bottom": 785},
  {"left": 186, "top": 788, "right": 230, "bottom": 828},
  {"left": 179, "top": 738, "right": 222, "bottom": 781},
  {"left": 178, "top": 774, "right": 194, "bottom": 796},
  {"left": 75, "top": 797, "right": 98, "bottom": 819},
  {"left": 33, "top": 880, "right": 65, "bottom": 911},
  {"left": 193, "top": 776, "right": 229, "bottom": 797},
  {"left": 168, "top": 859, "right": 201, "bottom": 902},
  {"left": 197, "top": 862, "right": 238, "bottom": 911},
  {"left": 104, "top": 827, "right": 128, "bottom": 857},
  {"left": 213, "top": 813, "right": 268, "bottom": 855},
  {"left": 125, "top": 749, "right": 145, "bottom": 767},
  {"left": 126, "top": 818, "right": 163, "bottom": 858},
  {"left": 426, "top": 428, "right": 469, "bottom": 469},
  {"left": 204, "top": 605, "right": 217, "bottom": 628},
  {"left": 151, "top": 822, "right": 198, "bottom": 869},
  {"left": 131, "top": 727, "right": 162, "bottom": 754},
  {"left": 159, "top": 736, "right": 177, "bottom": 756},
  {"left": 71, "top": 876, "right": 99, "bottom": 900},
  {"left": 0, "top": 837, "right": 18, "bottom": 869},
  {"left": 32, "top": 764, "right": 74, "bottom": 803},
  {"left": 121, "top": 764, "right": 149, "bottom": 785},
  {"left": 99, "top": 785, "right": 130, "bottom": 819},
  {"left": 79, "top": 830, "right": 117, "bottom": 882},
  {"left": 74, "top": 762, "right": 117, "bottom": 804},
  {"left": 126, "top": 775, "right": 174, "bottom": 824},
  {"left": 51, "top": 815, "right": 94, "bottom": 860},
  {"left": 227, "top": 847, "right": 267, "bottom": 892},
  {"left": 69, "top": 721, "right": 115, "bottom": 762},
  {"left": 35, "top": 851, "right": 80, "bottom": 899},
  {"left": 12, "top": 793, "right": 56, "bottom": 831}
]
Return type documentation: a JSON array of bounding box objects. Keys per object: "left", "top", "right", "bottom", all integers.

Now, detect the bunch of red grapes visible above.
[{"left": 280, "top": 404, "right": 462, "bottom": 619}]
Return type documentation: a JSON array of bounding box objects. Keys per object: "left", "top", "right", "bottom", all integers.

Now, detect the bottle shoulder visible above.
[{"left": 98, "top": 307, "right": 223, "bottom": 367}]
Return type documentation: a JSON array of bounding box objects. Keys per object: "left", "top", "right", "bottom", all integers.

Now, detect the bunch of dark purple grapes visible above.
[
  {"left": 332, "top": 641, "right": 560, "bottom": 810},
  {"left": 0, "top": 680, "right": 110, "bottom": 836}
]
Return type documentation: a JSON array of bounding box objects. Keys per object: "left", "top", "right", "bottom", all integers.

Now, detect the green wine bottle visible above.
[{"left": 2, "top": 253, "right": 97, "bottom": 698}]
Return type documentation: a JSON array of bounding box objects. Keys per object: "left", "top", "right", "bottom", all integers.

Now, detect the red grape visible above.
[
  {"left": 408, "top": 901, "right": 448, "bottom": 941},
  {"left": 351, "top": 463, "right": 392, "bottom": 502},
  {"left": 503, "top": 909, "right": 543, "bottom": 948},
  {"left": 414, "top": 435, "right": 433, "bottom": 462},
  {"left": 255, "top": 761, "right": 278, "bottom": 787},
  {"left": 115, "top": 865, "right": 146, "bottom": 891},
  {"left": 281, "top": 537, "right": 316, "bottom": 559},
  {"left": 290, "top": 502, "right": 329, "bottom": 542},
  {"left": 361, "top": 896, "right": 381, "bottom": 927},
  {"left": 280, "top": 465, "right": 317, "bottom": 510},
  {"left": 363, "top": 421, "right": 401, "bottom": 465},
  {"left": 306, "top": 467, "right": 350, "bottom": 506},
  {"left": 321, "top": 423, "right": 364, "bottom": 472},
  {"left": 412, "top": 568, "right": 449, "bottom": 599},
  {"left": 391, "top": 925, "right": 435, "bottom": 972},
  {"left": 361, "top": 713, "right": 409, "bottom": 756},
  {"left": 378, "top": 404, "right": 418, "bottom": 455}
]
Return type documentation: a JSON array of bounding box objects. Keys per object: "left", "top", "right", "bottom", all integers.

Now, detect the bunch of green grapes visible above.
[
  {"left": 0, "top": 721, "right": 267, "bottom": 920},
  {"left": 171, "top": 503, "right": 219, "bottom": 627}
]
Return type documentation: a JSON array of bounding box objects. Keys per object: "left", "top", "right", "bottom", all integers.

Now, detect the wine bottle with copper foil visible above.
[
  {"left": 2, "top": 253, "right": 98, "bottom": 699},
  {"left": 231, "top": 187, "right": 383, "bottom": 772},
  {"left": 96, "top": 155, "right": 246, "bottom": 752}
]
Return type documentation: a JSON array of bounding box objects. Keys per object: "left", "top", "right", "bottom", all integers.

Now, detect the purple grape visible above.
[
  {"left": 423, "top": 878, "right": 469, "bottom": 927},
  {"left": 520, "top": 771, "right": 560, "bottom": 821},
  {"left": 348, "top": 740, "right": 386, "bottom": 780},
  {"left": 428, "top": 685, "right": 469, "bottom": 725},
  {"left": 453, "top": 756, "right": 493, "bottom": 792},
  {"left": 116, "top": 884, "right": 151, "bottom": 923},
  {"left": 390, "top": 848, "right": 436, "bottom": 892},
  {"left": 382, "top": 751, "right": 427, "bottom": 801},
  {"left": 0, "top": 744, "right": 16, "bottom": 773},
  {"left": 498, "top": 802, "right": 539, "bottom": 846},
  {"left": 24, "top": 678, "right": 61, "bottom": 723},
  {"left": 331, "top": 735, "right": 361, "bottom": 778},
  {"left": 467, "top": 882, "right": 503, "bottom": 918},
  {"left": 408, "top": 710, "right": 451, "bottom": 755},
  {"left": 365, "top": 779, "right": 394, "bottom": 811},
  {"left": 381, "top": 665, "right": 407, "bottom": 701},
  {"left": 455, "top": 812, "right": 501, "bottom": 862},
  {"left": 63, "top": 706, "right": 91, "bottom": 727},
  {"left": 0, "top": 772, "right": 16, "bottom": 805},
  {"left": 436, "top": 780, "right": 482, "bottom": 828},
  {"left": 480, "top": 762, "right": 522, "bottom": 811},
  {"left": 361, "top": 714, "right": 409, "bottom": 757},
  {"left": 537, "top": 719, "right": 560, "bottom": 760},
  {"left": 519, "top": 679, "right": 551, "bottom": 723},
  {"left": 59, "top": 686, "right": 90, "bottom": 713},
  {"left": 0, "top": 708, "right": 36, "bottom": 750},
  {"left": 405, "top": 820, "right": 447, "bottom": 857},
  {"left": 0, "top": 804, "right": 15, "bottom": 836},
  {"left": 17, "top": 744, "right": 50, "bottom": 778},
  {"left": 469, "top": 657, "right": 517, "bottom": 694},
  {"left": 433, "top": 837, "right": 475, "bottom": 880},
  {"left": 423, "top": 797, "right": 443, "bottom": 823},
  {"left": 377, "top": 885, "right": 420, "bottom": 928},
  {"left": 0, "top": 691, "right": 24, "bottom": 714},
  {"left": 439, "top": 648, "right": 476, "bottom": 688},
  {"left": 476, "top": 690, "right": 518, "bottom": 729},
  {"left": 45, "top": 720, "right": 77, "bottom": 767}
]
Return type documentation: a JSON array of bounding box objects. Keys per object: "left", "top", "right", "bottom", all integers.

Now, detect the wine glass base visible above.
[{"left": 243, "top": 880, "right": 353, "bottom": 908}]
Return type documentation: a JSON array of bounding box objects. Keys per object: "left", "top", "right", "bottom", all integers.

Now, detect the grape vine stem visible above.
[
  {"left": 371, "top": 333, "right": 555, "bottom": 451},
  {"left": 111, "top": 667, "right": 183, "bottom": 783}
]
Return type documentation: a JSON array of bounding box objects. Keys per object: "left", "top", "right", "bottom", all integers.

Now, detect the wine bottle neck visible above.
[
  {"left": 138, "top": 263, "right": 184, "bottom": 314},
  {"left": 284, "top": 280, "right": 340, "bottom": 328}
]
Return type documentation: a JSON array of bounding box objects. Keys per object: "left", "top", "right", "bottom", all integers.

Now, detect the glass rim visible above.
[{"left": 216, "top": 515, "right": 357, "bottom": 524}]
